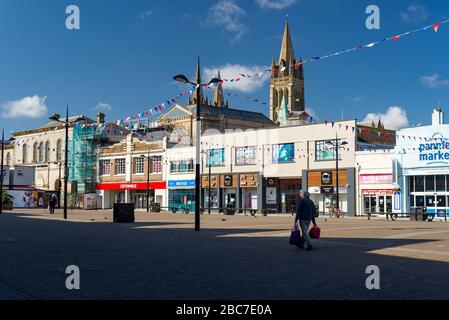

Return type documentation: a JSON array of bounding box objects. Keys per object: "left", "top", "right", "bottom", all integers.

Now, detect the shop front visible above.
[
  {"left": 395, "top": 109, "right": 449, "bottom": 218},
  {"left": 303, "top": 169, "right": 356, "bottom": 216},
  {"left": 359, "top": 174, "right": 395, "bottom": 215},
  {"left": 201, "top": 174, "right": 219, "bottom": 210},
  {"left": 96, "top": 181, "right": 166, "bottom": 209},
  {"left": 167, "top": 180, "right": 196, "bottom": 212},
  {"left": 221, "top": 174, "right": 238, "bottom": 210},
  {"left": 239, "top": 173, "right": 259, "bottom": 212}
]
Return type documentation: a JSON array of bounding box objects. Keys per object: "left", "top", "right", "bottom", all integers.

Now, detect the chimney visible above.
[
  {"left": 97, "top": 112, "right": 105, "bottom": 124},
  {"left": 432, "top": 107, "right": 444, "bottom": 126}
]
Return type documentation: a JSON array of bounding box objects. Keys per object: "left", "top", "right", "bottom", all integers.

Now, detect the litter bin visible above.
[
  {"left": 113, "top": 203, "right": 135, "bottom": 223},
  {"left": 150, "top": 202, "right": 161, "bottom": 213}
]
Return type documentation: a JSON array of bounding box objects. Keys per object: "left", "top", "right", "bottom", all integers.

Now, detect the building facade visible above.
[{"left": 96, "top": 135, "right": 167, "bottom": 209}]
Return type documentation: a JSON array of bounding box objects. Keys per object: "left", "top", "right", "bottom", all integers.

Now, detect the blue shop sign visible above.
[{"left": 168, "top": 180, "right": 196, "bottom": 188}]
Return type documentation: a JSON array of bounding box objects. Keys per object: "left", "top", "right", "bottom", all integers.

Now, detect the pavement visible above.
[{"left": 0, "top": 209, "right": 448, "bottom": 300}]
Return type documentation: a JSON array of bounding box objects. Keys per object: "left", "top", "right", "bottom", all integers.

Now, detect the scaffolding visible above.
[{"left": 69, "top": 123, "right": 108, "bottom": 196}]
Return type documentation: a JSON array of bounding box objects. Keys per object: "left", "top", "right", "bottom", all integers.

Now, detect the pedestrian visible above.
[
  {"left": 49, "top": 194, "right": 57, "bottom": 214},
  {"left": 295, "top": 191, "right": 318, "bottom": 251}
]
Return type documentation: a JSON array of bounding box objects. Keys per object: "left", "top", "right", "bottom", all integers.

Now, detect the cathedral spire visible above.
[
  {"left": 213, "top": 70, "right": 226, "bottom": 108},
  {"left": 189, "top": 56, "right": 205, "bottom": 105},
  {"left": 279, "top": 18, "right": 295, "bottom": 65}
]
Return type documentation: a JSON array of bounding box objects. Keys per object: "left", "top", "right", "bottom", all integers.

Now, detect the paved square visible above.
[{"left": 0, "top": 210, "right": 448, "bottom": 299}]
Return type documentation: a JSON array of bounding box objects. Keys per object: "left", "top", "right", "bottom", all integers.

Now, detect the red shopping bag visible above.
[{"left": 309, "top": 225, "right": 321, "bottom": 239}]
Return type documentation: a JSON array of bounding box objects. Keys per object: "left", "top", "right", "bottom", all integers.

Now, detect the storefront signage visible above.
[
  {"left": 266, "top": 187, "right": 277, "bottom": 204},
  {"left": 320, "top": 186, "right": 335, "bottom": 194},
  {"left": 362, "top": 189, "right": 394, "bottom": 195},
  {"left": 308, "top": 187, "right": 321, "bottom": 194},
  {"left": 359, "top": 174, "right": 393, "bottom": 184},
  {"left": 240, "top": 174, "right": 258, "bottom": 188},
  {"left": 220, "top": 174, "right": 237, "bottom": 188},
  {"left": 201, "top": 175, "right": 218, "bottom": 188},
  {"left": 321, "top": 171, "right": 333, "bottom": 185},
  {"left": 168, "top": 180, "right": 195, "bottom": 188},
  {"left": 394, "top": 192, "right": 401, "bottom": 211},
  {"left": 96, "top": 182, "right": 166, "bottom": 191},
  {"left": 418, "top": 133, "right": 449, "bottom": 165}
]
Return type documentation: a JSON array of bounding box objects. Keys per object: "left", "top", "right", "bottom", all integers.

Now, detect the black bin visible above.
[{"left": 113, "top": 203, "right": 135, "bottom": 223}]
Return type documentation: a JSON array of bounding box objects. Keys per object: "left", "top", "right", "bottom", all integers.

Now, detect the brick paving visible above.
[{"left": 0, "top": 209, "right": 448, "bottom": 299}]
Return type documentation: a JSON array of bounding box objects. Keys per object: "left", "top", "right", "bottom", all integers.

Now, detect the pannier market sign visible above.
[{"left": 418, "top": 133, "right": 449, "bottom": 165}]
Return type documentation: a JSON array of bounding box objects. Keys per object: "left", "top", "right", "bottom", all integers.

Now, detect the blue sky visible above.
[{"left": 1, "top": 0, "right": 448, "bottom": 137}]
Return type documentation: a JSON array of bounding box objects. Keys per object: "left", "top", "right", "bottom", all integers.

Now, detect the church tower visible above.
[{"left": 270, "top": 19, "right": 305, "bottom": 123}]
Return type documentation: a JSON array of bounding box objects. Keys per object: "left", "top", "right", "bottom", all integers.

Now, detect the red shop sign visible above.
[{"left": 96, "top": 182, "right": 166, "bottom": 191}]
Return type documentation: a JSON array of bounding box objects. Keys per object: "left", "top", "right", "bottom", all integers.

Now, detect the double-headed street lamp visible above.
[
  {"left": 325, "top": 135, "right": 348, "bottom": 212},
  {"left": 173, "top": 63, "right": 222, "bottom": 231}
]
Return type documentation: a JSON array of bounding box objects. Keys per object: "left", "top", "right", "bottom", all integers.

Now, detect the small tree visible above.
[{"left": 1, "top": 191, "right": 13, "bottom": 210}]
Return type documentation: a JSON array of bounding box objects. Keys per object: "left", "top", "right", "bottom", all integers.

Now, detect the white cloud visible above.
[
  {"left": 204, "top": 0, "right": 248, "bottom": 45},
  {"left": 400, "top": 3, "right": 428, "bottom": 23},
  {"left": 95, "top": 102, "right": 113, "bottom": 111},
  {"left": 139, "top": 10, "right": 153, "bottom": 20},
  {"left": 1, "top": 95, "right": 48, "bottom": 118},
  {"left": 203, "top": 64, "right": 269, "bottom": 93},
  {"left": 419, "top": 74, "right": 449, "bottom": 89},
  {"left": 362, "top": 106, "right": 409, "bottom": 130},
  {"left": 255, "top": 0, "right": 296, "bottom": 10}
]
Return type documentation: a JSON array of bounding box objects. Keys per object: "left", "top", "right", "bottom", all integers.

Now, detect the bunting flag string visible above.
[{"left": 216, "top": 19, "right": 449, "bottom": 82}]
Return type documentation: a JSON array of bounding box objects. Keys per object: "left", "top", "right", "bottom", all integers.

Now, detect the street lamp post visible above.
[
  {"left": 49, "top": 105, "right": 82, "bottom": 220},
  {"left": 0, "top": 128, "right": 4, "bottom": 215},
  {"left": 173, "top": 63, "right": 221, "bottom": 231},
  {"left": 326, "top": 134, "right": 348, "bottom": 212}
]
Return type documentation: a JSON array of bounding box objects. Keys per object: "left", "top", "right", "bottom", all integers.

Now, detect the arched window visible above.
[
  {"left": 44, "top": 141, "right": 50, "bottom": 162},
  {"left": 273, "top": 88, "right": 278, "bottom": 109},
  {"left": 33, "top": 143, "right": 38, "bottom": 163},
  {"left": 38, "top": 142, "right": 44, "bottom": 163},
  {"left": 56, "top": 139, "right": 62, "bottom": 162},
  {"left": 22, "top": 144, "right": 27, "bottom": 164},
  {"left": 6, "top": 152, "right": 12, "bottom": 167}
]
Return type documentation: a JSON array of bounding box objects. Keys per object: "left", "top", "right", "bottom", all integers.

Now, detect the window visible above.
[
  {"left": 207, "top": 149, "right": 225, "bottom": 167},
  {"left": 17, "top": 169, "right": 23, "bottom": 176},
  {"left": 56, "top": 140, "right": 62, "bottom": 161},
  {"left": 115, "top": 158, "right": 126, "bottom": 175},
  {"left": 315, "top": 140, "right": 343, "bottom": 161},
  {"left": 134, "top": 157, "right": 145, "bottom": 174},
  {"left": 33, "top": 143, "right": 38, "bottom": 163},
  {"left": 409, "top": 176, "right": 414, "bottom": 193},
  {"left": 170, "top": 160, "right": 194, "bottom": 173},
  {"left": 151, "top": 156, "right": 162, "bottom": 173},
  {"left": 436, "top": 175, "right": 445, "bottom": 192},
  {"left": 425, "top": 175, "right": 435, "bottom": 192},
  {"left": 44, "top": 141, "right": 50, "bottom": 163},
  {"left": 425, "top": 196, "right": 435, "bottom": 207},
  {"left": 6, "top": 152, "right": 11, "bottom": 166},
  {"left": 272, "top": 143, "right": 295, "bottom": 163},
  {"left": 38, "top": 142, "right": 44, "bottom": 163},
  {"left": 235, "top": 146, "right": 256, "bottom": 165},
  {"left": 415, "top": 196, "right": 424, "bottom": 207},
  {"left": 437, "top": 196, "right": 446, "bottom": 207},
  {"left": 22, "top": 144, "right": 27, "bottom": 164},
  {"left": 100, "top": 160, "right": 111, "bottom": 176},
  {"left": 415, "top": 176, "right": 424, "bottom": 192}
]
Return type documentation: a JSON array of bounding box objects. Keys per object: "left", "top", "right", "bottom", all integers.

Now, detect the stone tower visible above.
[{"left": 270, "top": 19, "right": 305, "bottom": 123}]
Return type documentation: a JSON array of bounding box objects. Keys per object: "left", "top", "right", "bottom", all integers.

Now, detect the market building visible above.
[{"left": 394, "top": 108, "right": 449, "bottom": 218}]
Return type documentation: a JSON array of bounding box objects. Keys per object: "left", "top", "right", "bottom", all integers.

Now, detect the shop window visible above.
[
  {"left": 315, "top": 140, "right": 340, "bottom": 161},
  {"left": 425, "top": 196, "right": 435, "bottom": 207},
  {"left": 115, "top": 158, "right": 126, "bottom": 175},
  {"left": 235, "top": 146, "right": 257, "bottom": 165},
  {"left": 415, "top": 176, "right": 424, "bottom": 192},
  {"left": 207, "top": 149, "right": 225, "bottom": 167},
  {"left": 436, "top": 175, "right": 446, "bottom": 192},
  {"left": 134, "top": 157, "right": 145, "bottom": 174},
  {"left": 446, "top": 175, "right": 449, "bottom": 192},
  {"left": 425, "top": 175, "right": 435, "bottom": 192},
  {"left": 100, "top": 160, "right": 111, "bottom": 176},
  {"left": 170, "top": 160, "right": 194, "bottom": 173},
  {"left": 415, "top": 196, "right": 424, "bottom": 207},
  {"left": 437, "top": 196, "right": 446, "bottom": 207},
  {"left": 410, "top": 196, "right": 415, "bottom": 207},
  {"left": 409, "top": 176, "right": 414, "bottom": 193},
  {"left": 272, "top": 143, "right": 295, "bottom": 163},
  {"left": 151, "top": 156, "right": 162, "bottom": 173}
]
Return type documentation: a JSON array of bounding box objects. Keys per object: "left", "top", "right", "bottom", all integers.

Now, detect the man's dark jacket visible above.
[{"left": 296, "top": 198, "right": 316, "bottom": 224}]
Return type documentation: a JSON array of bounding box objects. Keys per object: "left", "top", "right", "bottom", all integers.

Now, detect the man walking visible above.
[{"left": 295, "top": 191, "right": 317, "bottom": 251}]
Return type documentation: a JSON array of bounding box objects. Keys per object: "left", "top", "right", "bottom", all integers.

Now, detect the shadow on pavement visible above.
[{"left": 0, "top": 213, "right": 448, "bottom": 300}]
